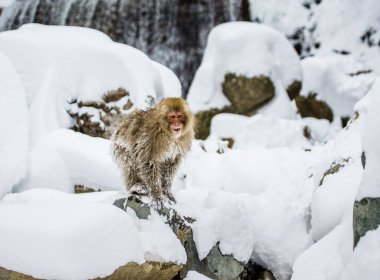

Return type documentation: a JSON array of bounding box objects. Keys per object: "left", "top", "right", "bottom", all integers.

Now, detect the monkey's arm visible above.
[{"left": 161, "top": 155, "right": 182, "bottom": 203}]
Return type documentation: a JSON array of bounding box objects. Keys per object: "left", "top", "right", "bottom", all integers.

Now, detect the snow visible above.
[
  {"left": 340, "top": 226, "right": 380, "bottom": 280},
  {"left": 184, "top": 271, "right": 212, "bottom": 280},
  {"left": 0, "top": 201, "right": 145, "bottom": 280},
  {"left": 16, "top": 129, "right": 123, "bottom": 193},
  {"left": 249, "top": 0, "right": 310, "bottom": 37},
  {"left": 233, "top": 115, "right": 310, "bottom": 149},
  {"left": 291, "top": 215, "right": 353, "bottom": 280},
  {"left": 355, "top": 78, "right": 380, "bottom": 200},
  {"left": 0, "top": 23, "right": 180, "bottom": 147},
  {"left": 301, "top": 55, "right": 376, "bottom": 122},
  {"left": 311, "top": 158, "right": 362, "bottom": 242},
  {"left": 0, "top": 188, "right": 186, "bottom": 279},
  {"left": 0, "top": 52, "right": 28, "bottom": 199},
  {"left": 187, "top": 21, "right": 301, "bottom": 118},
  {"left": 176, "top": 145, "right": 316, "bottom": 280}
]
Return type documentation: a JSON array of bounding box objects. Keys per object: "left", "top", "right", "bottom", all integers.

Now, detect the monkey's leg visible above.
[
  {"left": 161, "top": 156, "right": 181, "bottom": 203},
  {"left": 140, "top": 161, "right": 163, "bottom": 209},
  {"left": 123, "top": 168, "right": 149, "bottom": 196}
]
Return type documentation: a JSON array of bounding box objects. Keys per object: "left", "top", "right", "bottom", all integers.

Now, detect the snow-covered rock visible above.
[
  {"left": 16, "top": 129, "right": 123, "bottom": 193},
  {"left": 0, "top": 189, "right": 186, "bottom": 279},
  {"left": 301, "top": 55, "right": 376, "bottom": 124},
  {"left": 187, "top": 22, "right": 301, "bottom": 119},
  {"left": 0, "top": 23, "right": 181, "bottom": 147}
]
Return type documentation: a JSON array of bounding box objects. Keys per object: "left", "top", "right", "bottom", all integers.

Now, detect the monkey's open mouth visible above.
[{"left": 173, "top": 128, "right": 181, "bottom": 132}]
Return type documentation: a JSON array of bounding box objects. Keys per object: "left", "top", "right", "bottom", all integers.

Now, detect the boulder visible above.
[
  {"left": 294, "top": 94, "right": 334, "bottom": 122},
  {"left": 114, "top": 196, "right": 273, "bottom": 280},
  {"left": 222, "top": 74, "right": 275, "bottom": 115},
  {"left": 353, "top": 197, "right": 380, "bottom": 247}
]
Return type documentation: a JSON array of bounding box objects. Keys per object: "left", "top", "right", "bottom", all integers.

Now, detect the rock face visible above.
[
  {"left": 194, "top": 73, "right": 278, "bottom": 140},
  {"left": 0, "top": 0, "right": 251, "bottom": 93},
  {"left": 114, "top": 196, "right": 273, "bottom": 280},
  {"left": 222, "top": 74, "right": 275, "bottom": 115},
  {"left": 353, "top": 197, "right": 380, "bottom": 247},
  {"left": 293, "top": 94, "right": 334, "bottom": 122}
]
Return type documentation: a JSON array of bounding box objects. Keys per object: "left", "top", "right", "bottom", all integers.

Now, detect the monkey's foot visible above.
[
  {"left": 129, "top": 184, "right": 149, "bottom": 196},
  {"left": 150, "top": 197, "right": 164, "bottom": 210},
  {"left": 163, "top": 192, "right": 177, "bottom": 204}
]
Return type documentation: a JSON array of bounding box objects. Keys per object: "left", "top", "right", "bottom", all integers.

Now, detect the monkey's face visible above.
[{"left": 167, "top": 111, "right": 185, "bottom": 139}]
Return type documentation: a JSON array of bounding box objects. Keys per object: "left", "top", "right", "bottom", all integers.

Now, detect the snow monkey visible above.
[{"left": 111, "top": 98, "right": 194, "bottom": 208}]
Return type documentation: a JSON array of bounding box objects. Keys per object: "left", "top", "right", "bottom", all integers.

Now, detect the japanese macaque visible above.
[{"left": 111, "top": 98, "right": 194, "bottom": 207}]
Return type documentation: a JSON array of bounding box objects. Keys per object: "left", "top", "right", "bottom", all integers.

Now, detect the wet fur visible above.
[{"left": 111, "top": 98, "right": 194, "bottom": 204}]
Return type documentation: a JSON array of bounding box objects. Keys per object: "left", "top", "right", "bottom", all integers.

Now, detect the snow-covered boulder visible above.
[
  {"left": 0, "top": 189, "right": 186, "bottom": 280},
  {"left": 187, "top": 22, "right": 301, "bottom": 139},
  {"left": 353, "top": 77, "right": 380, "bottom": 247},
  {"left": 0, "top": 24, "right": 181, "bottom": 147},
  {"left": 0, "top": 52, "right": 28, "bottom": 199},
  {"left": 0, "top": 24, "right": 182, "bottom": 193},
  {"left": 188, "top": 22, "right": 301, "bottom": 114},
  {"left": 301, "top": 55, "right": 376, "bottom": 126}
]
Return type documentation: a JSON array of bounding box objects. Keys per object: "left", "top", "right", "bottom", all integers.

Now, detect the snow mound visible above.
[
  {"left": 340, "top": 226, "right": 380, "bottom": 280},
  {"left": 0, "top": 52, "right": 28, "bottom": 199},
  {"left": 301, "top": 55, "right": 376, "bottom": 123},
  {"left": 0, "top": 202, "right": 144, "bottom": 280},
  {"left": 187, "top": 21, "right": 301, "bottom": 117},
  {"left": 0, "top": 189, "right": 186, "bottom": 279},
  {"left": 291, "top": 216, "right": 353, "bottom": 280},
  {"left": 0, "top": 24, "right": 181, "bottom": 147},
  {"left": 233, "top": 115, "right": 310, "bottom": 149},
  {"left": 356, "top": 77, "right": 380, "bottom": 200},
  {"left": 16, "top": 129, "right": 123, "bottom": 193}
]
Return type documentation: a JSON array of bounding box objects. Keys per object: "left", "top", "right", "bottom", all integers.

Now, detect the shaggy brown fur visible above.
[{"left": 111, "top": 98, "right": 194, "bottom": 207}]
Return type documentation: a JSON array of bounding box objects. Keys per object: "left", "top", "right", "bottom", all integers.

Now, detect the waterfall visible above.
[{"left": 0, "top": 0, "right": 251, "bottom": 94}]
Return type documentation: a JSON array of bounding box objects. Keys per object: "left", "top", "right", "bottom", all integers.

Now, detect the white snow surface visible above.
[
  {"left": 0, "top": 52, "right": 28, "bottom": 199},
  {"left": 340, "top": 226, "right": 380, "bottom": 280},
  {"left": 0, "top": 189, "right": 186, "bottom": 279},
  {"left": 0, "top": 24, "right": 181, "bottom": 147},
  {"left": 184, "top": 271, "right": 213, "bottom": 280},
  {"left": 356, "top": 77, "right": 380, "bottom": 200},
  {"left": 301, "top": 55, "right": 376, "bottom": 122},
  {"left": 16, "top": 129, "right": 123, "bottom": 193},
  {"left": 187, "top": 22, "right": 301, "bottom": 118}
]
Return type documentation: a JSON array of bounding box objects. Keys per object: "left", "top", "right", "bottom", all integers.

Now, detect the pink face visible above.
[{"left": 167, "top": 112, "right": 185, "bottom": 138}]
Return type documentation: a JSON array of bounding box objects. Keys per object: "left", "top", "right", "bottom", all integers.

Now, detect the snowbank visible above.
[
  {"left": 0, "top": 52, "right": 28, "bottom": 199},
  {"left": 355, "top": 77, "right": 380, "bottom": 200},
  {"left": 187, "top": 22, "right": 301, "bottom": 118},
  {"left": 340, "top": 226, "right": 380, "bottom": 280},
  {"left": 0, "top": 189, "right": 186, "bottom": 279},
  {"left": 292, "top": 77, "right": 380, "bottom": 280},
  {"left": 292, "top": 216, "right": 353, "bottom": 280},
  {"left": 0, "top": 24, "right": 181, "bottom": 147},
  {"left": 16, "top": 129, "right": 123, "bottom": 193},
  {"left": 301, "top": 55, "right": 376, "bottom": 123},
  {"left": 0, "top": 201, "right": 144, "bottom": 280},
  {"left": 176, "top": 143, "right": 316, "bottom": 280}
]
